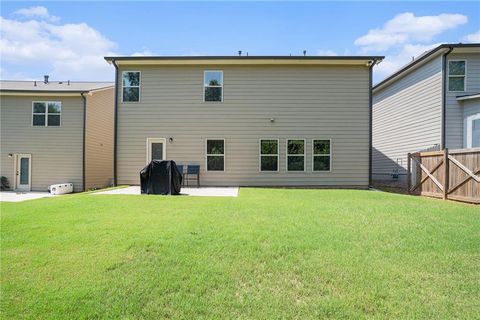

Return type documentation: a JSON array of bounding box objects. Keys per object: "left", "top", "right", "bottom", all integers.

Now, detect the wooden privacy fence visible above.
[{"left": 407, "top": 148, "right": 480, "bottom": 204}]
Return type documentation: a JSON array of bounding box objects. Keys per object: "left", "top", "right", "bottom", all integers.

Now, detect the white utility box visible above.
[{"left": 48, "top": 183, "right": 74, "bottom": 195}]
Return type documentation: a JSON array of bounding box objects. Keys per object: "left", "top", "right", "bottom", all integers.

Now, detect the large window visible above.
[
  {"left": 206, "top": 139, "right": 225, "bottom": 171},
  {"left": 122, "top": 71, "right": 141, "bottom": 102},
  {"left": 448, "top": 60, "right": 466, "bottom": 92},
  {"left": 313, "top": 139, "right": 331, "bottom": 171},
  {"left": 260, "top": 139, "right": 279, "bottom": 172},
  {"left": 32, "top": 101, "right": 61, "bottom": 127},
  {"left": 204, "top": 71, "right": 223, "bottom": 102},
  {"left": 287, "top": 139, "right": 305, "bottom": 171}
]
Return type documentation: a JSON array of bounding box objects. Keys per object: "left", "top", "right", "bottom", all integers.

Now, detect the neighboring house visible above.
[
  {"left": 372, "top": 43, "right": 480, "bottom": 183},
  {"left": 0, "top": 78, "right": 114, "bottom": 192},
  {"left": 105, "top": 55, "right": 383, "bottom": 188}
]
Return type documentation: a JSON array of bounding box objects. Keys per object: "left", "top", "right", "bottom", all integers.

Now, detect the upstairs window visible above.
[
  {"left": 448, "top": 60, "right": 466, "bottom": 92},
  {"left": 313, "top": 139, "right": 331, "bottom": 171},
  {"left": 204, "top": 71, "right": 223, "bottom": 102},
  {"left": 287, "top": 139, "right": 305, "bottom": 171},
  {"left": 32, "top": 101, "right": 61, "bottom": 127},
  {"left": 122, "top": 71, "right": 141, "bottom": 102},
  {"left": 206, "top": 139, "right": 225, "bottom": 171},
  {"left": 260, "top": 139, "right": 279, "bottom": 172}
]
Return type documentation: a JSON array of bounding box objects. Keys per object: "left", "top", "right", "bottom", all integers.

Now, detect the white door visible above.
[
  {"left": 146, "top": 138, "right": 166, "bottom": 163},
  {"left": 15, "top": 154, "right": 31, "bottom": 191},
  {"left": 466, "top": 113, "right": 480, "bottom": 148}
]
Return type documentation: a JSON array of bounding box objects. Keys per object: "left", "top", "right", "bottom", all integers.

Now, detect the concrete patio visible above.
[
  {"left": 0, "top": 191, "right": 55, "bottom": 202},
  {"left": 92, "top": 186, "right": 239, "bottom": 197}
]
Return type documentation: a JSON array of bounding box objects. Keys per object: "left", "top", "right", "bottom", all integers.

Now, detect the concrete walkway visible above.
[
  {"left": 0, "top": 191, "right": 55, "bottom": 202},
  {"left": 92, "top": 186, "right": 239, "bottom": 197}
]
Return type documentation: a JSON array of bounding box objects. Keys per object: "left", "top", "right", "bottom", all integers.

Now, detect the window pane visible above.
[
  {"left": 123, "top": 72, "right": 140, "bottom": 86},
  {"left": 204, "top": 87, "right": 222, "bottom": 102},
  {"left": 261, "top": 140, "right": 278, "bottom": 154},
  {"left": 207, "top": 156, "right": 224, "bottom": 171},
  {"left": 314, "top": 140, "right": 330, "bottom": 154},
  {"left": 261, "top": 156, "right": 278, "bottom": 171},
  {"left": 449, "top": 61, "right": 465, "bottom": 76},
  {"left": 473, "top": 119, "right": 480, "bottom": 148},
  {"left": 33, "top": 102, "right": 46, "bottom": 113},
  {"left": 151, "top": 143, "right": 164, "bottom": 160},
  {"left": 287, "top": 156, "right": 304, "bottom": 171},
  {"left": 449, "top": 77, "right": 465, "bottom": 91},
  {"left": 33, "top": 114, "right": 46, "bottom": 126},
  {"left": 20, "top": 158, "right": 29, "bottom": 184},
  {"left": 207, "top": 140, "right": 224, "bottom": 154},
  {"left": 123, "top": 87, "right": 140, "bottom": 102},
  {"left": 204, "top": 71, "right": 223, "bottom": 86},
  {"left": 314, "top": 156, "right": 330, "bottom": 171},
  {"left": 47, "top": 115, "right": 61, "bottom": 126},
  {"left": 287, "top": 140, "right": 304, "bottom": 154},
  {"left": 48, "top": 102, "right": 61, "bottom": 113}
]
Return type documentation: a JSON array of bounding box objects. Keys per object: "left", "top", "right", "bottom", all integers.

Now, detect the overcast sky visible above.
[{"left": 1, "top": 1, "right": 479, "bottom": 83}]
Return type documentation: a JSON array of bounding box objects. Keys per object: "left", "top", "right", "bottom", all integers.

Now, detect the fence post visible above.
[
  {"left": 407, "top": 153, "right": 411, "bottom": 194},
  {"left": 443, "top": 148, "right": 449, "bottom": 200}
]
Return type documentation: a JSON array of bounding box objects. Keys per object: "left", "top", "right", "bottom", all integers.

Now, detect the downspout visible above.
[
  {"left": 441, "top": 46, "right": 454, "bottom": 149},
  {"left": 368, "top": 59, "right": 376, "bottom": 188},
  {"left": 81, "top": 91, "right": 87, "bottom": 191},
  {"left": 112, "top": 59, "right": 119, "bottom": 186}
]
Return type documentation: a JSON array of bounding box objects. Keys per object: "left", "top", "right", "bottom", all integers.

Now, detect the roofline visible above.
[
  {"left": 0, "top": 85, "right": 114, "bottom": 96},
  {"left": 456, "top": 93, "right": 480, "bottom": 101},
  {"left": 373, "top": 43, "right": 480, "bottom": 92},
  {"left": 105, "top": 55, "right": 384, "bottom": 61}
]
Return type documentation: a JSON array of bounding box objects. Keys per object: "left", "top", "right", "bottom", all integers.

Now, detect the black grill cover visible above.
[{"left": 140, "top": 160, "right": 182, "bottom": 195}]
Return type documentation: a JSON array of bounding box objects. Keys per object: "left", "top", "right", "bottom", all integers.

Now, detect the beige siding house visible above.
[
  {"left": 0, "top": 79, "right": 114, "bottom": 192},
  {"left": 372, "top": 43, "right": 480, "bottom": 183},
  {"left": 105, "top": 55, "right": 383, "bottom": 188}
]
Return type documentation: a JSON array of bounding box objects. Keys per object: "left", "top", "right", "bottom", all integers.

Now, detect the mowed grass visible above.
[{"left": 1, "top": 189, "right": 479, "bottom": 319}]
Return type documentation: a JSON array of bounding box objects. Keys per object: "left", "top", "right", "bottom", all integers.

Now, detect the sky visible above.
[{"left": 1, "top": 1, "right": 479, "bottom": 84}]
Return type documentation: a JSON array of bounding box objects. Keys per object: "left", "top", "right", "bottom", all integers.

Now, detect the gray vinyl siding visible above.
[
  {"left": 116, "top": 65, "right": 370, "bottom": 187},
  {"left": 372, "top": 56, "right": 443, "bottom": 181},
  {"left": 0, "top": 95, "right": 84, "bottom": 191},
  {"left": 446, "top": 53, "right": 480, "bottom": 149}
]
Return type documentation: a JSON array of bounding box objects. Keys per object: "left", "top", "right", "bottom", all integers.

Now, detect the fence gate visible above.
[{"left": 408, "top": 148, "right": 480, "bottom": 204}]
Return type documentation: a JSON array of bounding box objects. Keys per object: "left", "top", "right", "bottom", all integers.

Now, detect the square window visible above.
[
  {"left": 206, "top": 139, "right": 225, "bottom": 171},
  {"left": 32, "top": 101, "right": 61, "bottom": 127}
]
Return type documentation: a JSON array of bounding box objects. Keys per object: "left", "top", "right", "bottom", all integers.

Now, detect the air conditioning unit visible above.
[{"left": 48, "top": 183, "right": 73, "bottom": 195}]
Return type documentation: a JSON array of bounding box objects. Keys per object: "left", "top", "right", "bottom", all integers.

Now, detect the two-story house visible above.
[
  {"left": 105, "top": 55, "right": 383, "bottom": 188},
  {"left": 0, "top": 78, "right": 114, "bottom": 192},
  {"left": 372, "top": 43, "right": 480, "bottom": 184}
]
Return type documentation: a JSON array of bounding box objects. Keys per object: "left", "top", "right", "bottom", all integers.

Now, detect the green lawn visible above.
[{"left": 1, "top": 189, "right": 479, "bottom": 319}]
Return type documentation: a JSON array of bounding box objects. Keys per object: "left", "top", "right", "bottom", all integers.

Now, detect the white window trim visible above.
[
  {"left": 448, "top": 60, "right": 467, "bottom": 92},
  {"left": 146, "top": 138, "right": 166, "bottom": 164},
  {"left": 205, "top": 138, "right": 225, "bottom": 172},
  {"left": 312, "top": 139, "right": 332, "bottom": 172},
  {"left": 466, "top": 113, "right": 480, "bottom": 148},
  {"left": 32, "top": 101, "right": 62, "bottom": 127},
  {"left": 203, "top": 70, "right": 224, "bottom": 103},
  {"left": 259, "top": 138, "right": 280, "bottom": 172},
  {"left": 286, "top": 139, "right": 306, "bottom": 172},
  {"left": 121, "top": 71, "right": 141, "bottom": 103}
]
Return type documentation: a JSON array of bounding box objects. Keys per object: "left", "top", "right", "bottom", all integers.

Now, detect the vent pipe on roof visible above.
[
  {"left": 44, "top": 75, "right": 49, "bottom": 84},
  {"left": 67, "top": 80, "right": 70, "bottom": 85},
  {"left": 238, "top": 50, "right": 242, "bottom": 56},
  {"left": 34, "top": 81, "right": 37, "bottom": 87},
  {"left": 303, "top": 50, "right": 307, "bottom": 56}
]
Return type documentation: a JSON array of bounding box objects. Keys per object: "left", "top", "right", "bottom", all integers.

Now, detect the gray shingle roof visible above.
[{"left": 0, "top": 80, "right": 114, "bottom": 92}]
